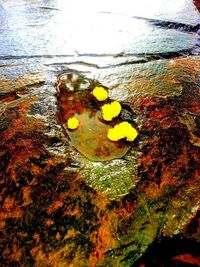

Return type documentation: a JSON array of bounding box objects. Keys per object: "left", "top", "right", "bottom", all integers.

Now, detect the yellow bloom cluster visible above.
[
  {"left": 101, "top": 101, "right": 122, "bottom": 121},
  {"left": 67, "top": 117, "right": 79, "bottom": 130},
  {"left": 107, "top": 121, "right": 138, "bottom": 142},
  {"left": 92, "top": 86, "right": 108, "bottom": 101},
  {"left": 66, "top": 86, "right": 139, "bottom": 144}
]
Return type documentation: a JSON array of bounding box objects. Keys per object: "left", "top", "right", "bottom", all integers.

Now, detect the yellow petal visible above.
[
  {"left": 92, "top": 86, "right": 108, "bottom": 101},
  {"left": 101, "top": 101, "right": 121, "bottom": 121},
  {"left": 67, "top": 117, "right": 79, "bottom": 130},
  {"left": 107, "top": 121, "right": 138, "bottom": 142}
]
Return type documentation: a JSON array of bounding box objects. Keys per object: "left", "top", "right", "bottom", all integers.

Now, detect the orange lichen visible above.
[
  {"left": 90, "top": 194, "right": 110, "bottom": 211},
  {"left": 63, "top": 229, "right": 77, "bottom": 240},
  {"left": 89, "top": 212, "right": 118, "bottom": 266},
  {"left": 47, "top": 200, "right": 64, "bottom": 214},
  {"left": 45, "top": 219, "right": 55, "bottom": 227},
  {"left": 22, "top": 186, "right": 32, "bottom": 206},
  {"left": 0, "top": 220, "right": 6, "bottom": 230},
  {"left": 0, "top": 196, "right": 22, "bottom": 220},
  {"left": 30, "top": 245, "right": 42, "bottom": 258},
  {"left": 64, "top": 205, "right": 80, "bottom": 217}
]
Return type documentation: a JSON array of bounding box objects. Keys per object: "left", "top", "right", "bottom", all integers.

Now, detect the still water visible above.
[{"left": 0, "top": 0, "right": 199, "bottom": 57}]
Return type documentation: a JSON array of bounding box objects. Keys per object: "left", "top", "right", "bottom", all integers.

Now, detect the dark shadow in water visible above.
[
  {"left": 131, "top": 236, "right": 200, "bottom": 267},
  {"left": 132, "top": 16, "right": 200, "bottom": 33}
]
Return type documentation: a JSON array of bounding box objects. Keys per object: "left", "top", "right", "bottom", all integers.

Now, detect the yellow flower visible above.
[
  {"left": 92, "top": 86, "right": 108, "bottom": 101},
  {"left": 107, "top": 121, "right": 138, "bottom": 142},
  {"left": 101, "top": 101, "right": 122, "bottom": 121},
  {"left": 67, "top": 117, "right": 79, "bottom": 130}
]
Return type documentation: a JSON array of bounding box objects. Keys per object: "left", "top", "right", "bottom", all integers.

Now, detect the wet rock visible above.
[
  {"left": 0, "top": 0, "right": 200, "bottom": 265},
  {"left": 0, "top": 55, "right": 199, "bottom": 266}
]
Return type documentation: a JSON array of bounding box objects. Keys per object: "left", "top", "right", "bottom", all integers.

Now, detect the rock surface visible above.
[{"left": 0, "top": 0, "right": 200, "bottom": 266}]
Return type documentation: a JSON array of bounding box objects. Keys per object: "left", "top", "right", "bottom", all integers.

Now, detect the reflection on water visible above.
[
  {"left": 0, "top": 0, "right": 199, "bottom": 57},
  {"left": 55, "top": 0, "right": 198, "bottom": 24},
  {"left": 56, "top": 73, "right": 132, "bottom": 161}
]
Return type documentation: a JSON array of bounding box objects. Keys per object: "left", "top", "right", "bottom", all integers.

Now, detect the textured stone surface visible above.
[{"left": 0, "top": 0, "right": 200, "bottom": 266}]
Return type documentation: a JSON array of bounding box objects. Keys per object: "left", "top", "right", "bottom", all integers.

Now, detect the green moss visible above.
[{"left": 80, "top": 152, "right": 139, "bottom": 199}]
